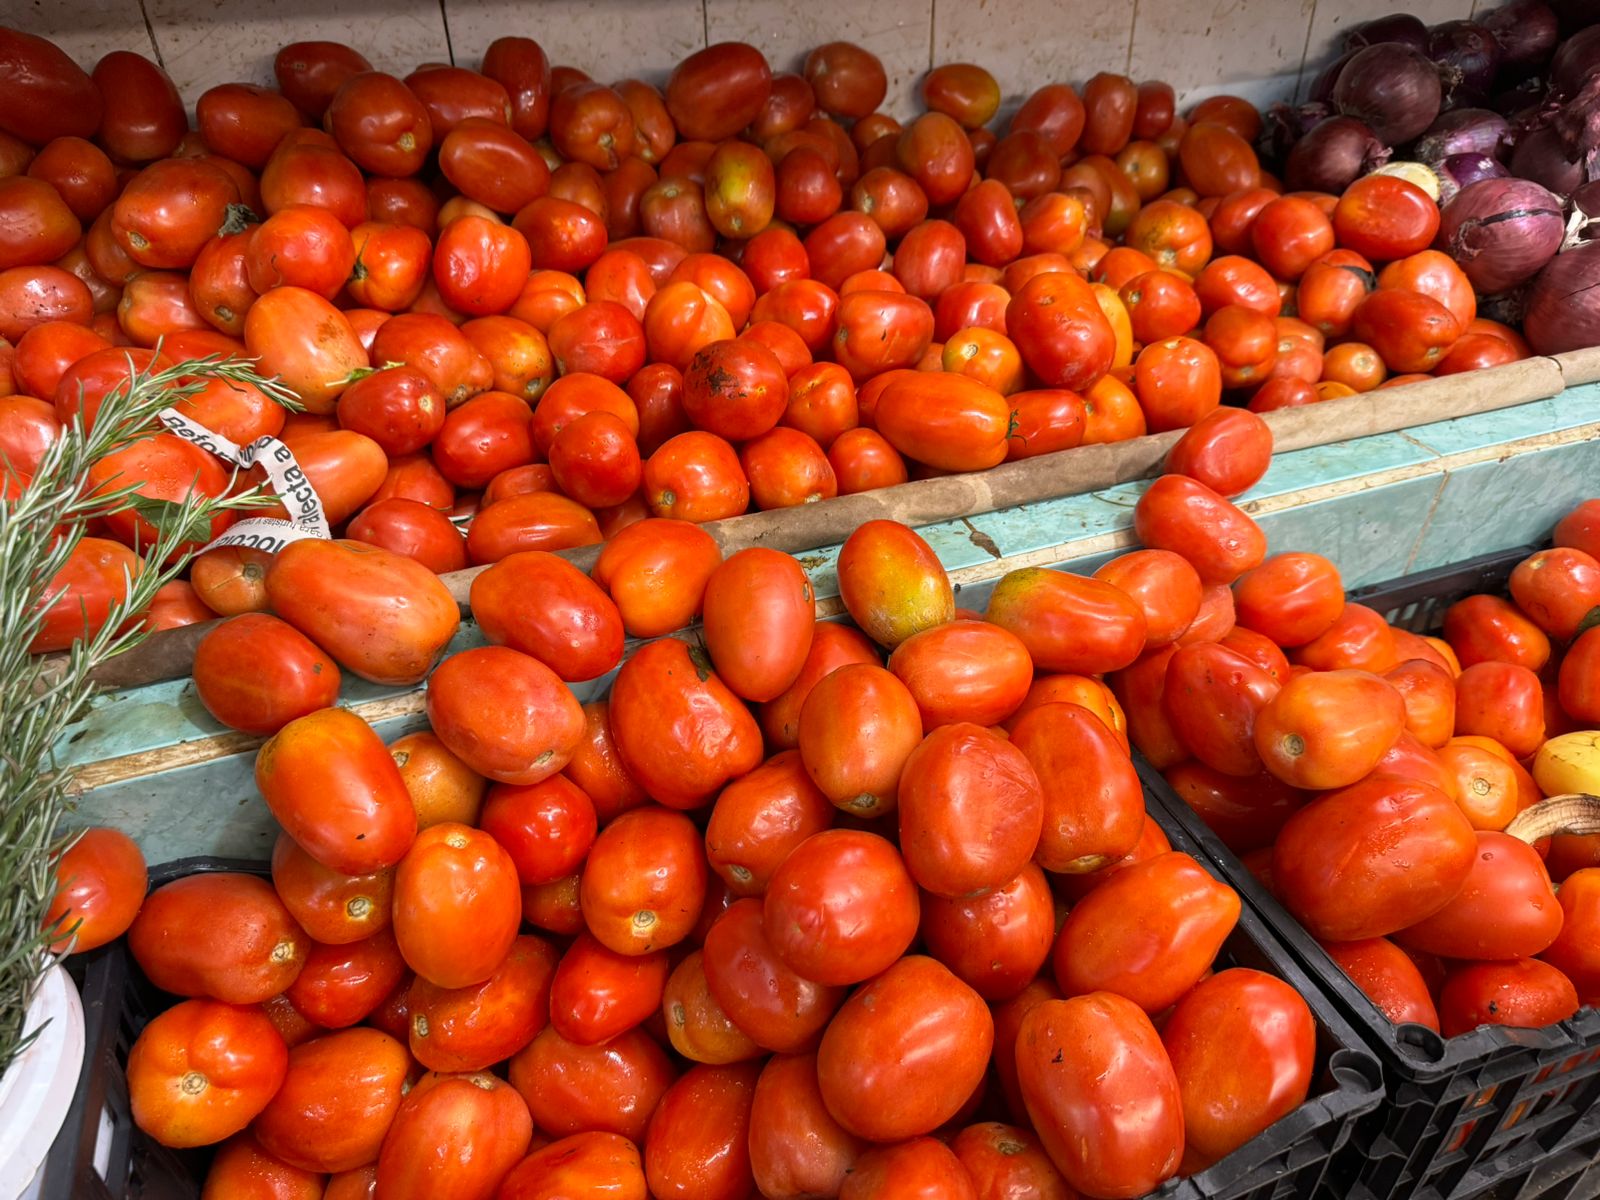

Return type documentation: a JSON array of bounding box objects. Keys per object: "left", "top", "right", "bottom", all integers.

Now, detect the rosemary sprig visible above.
[{"left": 0, "top": 353, "right": 297, "bottom": 1076}]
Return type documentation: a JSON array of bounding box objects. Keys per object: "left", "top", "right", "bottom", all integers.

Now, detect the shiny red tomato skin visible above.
[
  {"left": 985, "top": 567, "right": 1148, "bottom": 675},
  {"left": 1395, "top": 832, "right": 1563, "bottom": 961},
  {"left": 46, "top": 827, "right": 147, "bottom": 955},
  {"left": 702, "top": 897, "right": 845, "bottom": 1054},
  {"left": 470, "top": 551, "right": 624, "bottom": 683},
  {"left": 1016, "top": 993, "right": 1184, "bottom": 1199},
  {"left": 816, "top": 955, "right": 993, "bottom": 1142},
  {"left": 1134, "top": 474, "right": 1267, "bottom": 585},
  {"left": 1438, "top": 958, "right": 1580, "bottom": 1037},
  {"left": 644, "top": 1061, "right": 760, "bottom": 1200}
]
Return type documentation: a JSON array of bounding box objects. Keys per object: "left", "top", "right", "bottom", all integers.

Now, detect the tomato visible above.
[
  {"left": 546, "top": 930, "right": 666, "bottom": 1047},
  {"left": 896, "top": 113, "right": 975, "bottom": 206},
  {"left": 897, "top": 724, "right": 1042, "bottom": 898},
  {"left": 272, "top": 40, "right": 371, "bottom": 121},
  {"left": 111, "top": 159, "right": 240, "bottom": 272},
  {"left": 815, "top": 955, "right": 990, "bottom": 1141},
  {"left": 477, "top": 37, "right": 550, "bottom": 142},
  {"left": 701, "top": 897, "right": 844, "bottom": 1053},
  {"left": 499, "top": 1132, "right": 646, "bottom": 1200},
  {"left": 509, "top": 1023, "right": 675, "bottom": 1143},
  {"left": 1387, "top": 659, "right": 1458, "bottom": 750},
  {"left": 696, "top": 548, "right": 816, "bottom": 703},
  {"left": 1163, "top": 969, "right": 1315, "bottom": 1170},
  {"left": 331, "top": 366, "right": 440, "bottom": 456},
  {"left": 479, "top": 774, "right": 597, "bottom": 887},
  {"left": 1016, "top": 994, "right": 1183, "bottom": 1198},
  {"left": 829, "top": 426, "right": 909, "bottom": 492},
  {"left": 241, "top": 287, "right": 367, "bottom": 414},
  {"left": 191, "top": 614, "right": 340, "bottom": 736},
  {"left": 873, "top": 371, "right": 1008, "bottom": 472},
  {"left": 984, "top": 566, "right": 1147, "bottom": 675},
  {"left": 1289, "top": 602, "right": 1396, "bottom": 674},
  {"left": 1230, "top": 553, "right": 1343, "bottom": 648},
  {"left": 27, "top": 535, "right": 136, "bottom": 654},
  {"left": 1007, "top": 270, "right": 1116, "bottom": 391},
  {"left": 1320, "top": 937, "right": 1439, "bottom": 1031},
  {"left": 1194, "top": 255, "right": 1280, "bottom": 318},
  {"left": 201, "top": 1133, "right": 330, "bottom": 1199},
  {"left": 678, "top": 338, "right": 787, "bottom": 442},
  {"left": 270, "top": 832, "right": 394, "bottom": 947},
  {"left": 838, "top": 1138, "right": 977, "bottom": 1200},
  {"left": 638, "top": 1062, "right": 759, "bottom": 1200},
  {"left": 468, "top": 552, "right": 620, "bottom": 684},
  {"left": 0, "top": 181, "right": 75, "bottom": 275},
  {"left": 426, "top": 645, "right": 586, "bottom": 787},
  {"left": 1511, "top": 547, "right": 1600, "bottom": 641},
  {"left": 46, "top": 827, "right": 146, "bottom": 955},
  {"left": 129, "top": 873, "right": 308, "bottom": 1004},
  {"left": 1161, "top": 642, "right": 1279, "bottom": 776},
  {"left": 1253, "top": 669, "right": 1407, "bottom": 790},
  {"left": 1454, "top": 661, "right": 1545, "bottom": 758},
  {"left": 252, "top": 1028, "right": 409, "bottom": 1173},
  {"left": 266, "top": 539, "right": 458, "bottom": 685},
  {"left": 803, "top": 42, "right": 886, "bottom": 119},
  {"left": 1131, "top": 335, "right": 1221, "bottom": 432},
  {"left": 1350, "top": 289, "right": 1460, "bottom": 374},
  {"left": 896, "top": 620, "right": 1030, "bottom": 732},
  {"left": 431, "top": 215, "right": 531, "bottom": 317},
  {"left": 127, "top": 999, "right": 287, "bottom": 1150},
  {"left": 512, "top": 197, "right": 607, "bottom": 273},
  {"left": 701, "top": 752, "right": 828, "bottom": 897},
  {"left": 1378, "top": 250, "right": 1475, "bottom": 331},
  {"left": 921, "top": 862, "right": 1055, "bottom": 1001},
  {"left": 607, "top": 639, "right": 762, "bottom": 809},
  {"left": 1133, "top": 474, "right": 1267, "bottom": 586},
  {"left": 797, "top": 663, "right": 923, "bottom": 818},
  {"left": 391, "top": 824, "right": 522, "bottom": 995},
  {"left": 0, "top": 28, "right": 102, "bottom": 144},
  {"left": 465, "top": 491, "right": 603, "bottom": 564},
  {"left": 952, "top": 1123, "right": 1073, "bottom": 1200},
  {"left": 830, "top": 289, "right": 933, "bottom": 384},
  {"left": 755, "top": 829, "right": 917, "bottom": 987},
  {"left": 589, "top": 520, "right": 718, "bottom": 642},
  {"left": 1273, "top": 776, "right": 1476, "bottom": 941},
  {"left": 1439, "top": 958, "right": 1580, "bottom": 1037},
  {"left": 285, "top": 929, "right": 406, "bottom": 1029},
  {"left": 748, "top": 1053, "right": 863, "bottom": 1198},
  {"left": 1396, "top": 831, "right": 1560, "bottom": 962},
  {"left": 577, "top": 805, "right": 705, "bottom": 956},
  {"left": 665, "top": 42, "right": 771, "bottom": 141},
  {"left": 372, "top": 1070, "right": 532, "bottom": 1200}
]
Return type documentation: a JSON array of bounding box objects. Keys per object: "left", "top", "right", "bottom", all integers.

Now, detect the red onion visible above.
[
  {"left": 1334, "top": 44, "right": 1444, "bottom": 146},
  {"left": 1309, "top": 51, "right": 1356, "bottom": 105},
  {"left": 1262, "top": 101, "right": 1331, "bottom": 160},
  {"left": 1429, "top": 22, "right": 1503, "bottom": 108},
  {"left": 1524, "top": 242, "right": 1600, "bottom": 353},
  {"left": 1436, "top": 152, "right": 1511, "bottom": 204},
  {"left": 1554, "top": 73, "right": 1600, "bottom": 179},
  {"left": 1552, "top": 0, "right": 1599, "bottom": 37},
  {"left": 1415, "top": 109, "right": 1510, "bottom": 163},
  {"left": 1512, "top": 124, "right": 1584, "bottom": 195},
  {"left": 1285, "top": 116, "right": 1391, "bottom": 193},
  {"left": 1344, "top": 14, "right": 1429, "bottom": 53},
  {"left": 1480, "top": 0, "right": 1560, "bottom": 68},
  {"left": 1553, "top": 26, "right": 1600, "bottom": 97},
  {"left": 1440, "top": 177, "right": 1566, "bottom": 293}
]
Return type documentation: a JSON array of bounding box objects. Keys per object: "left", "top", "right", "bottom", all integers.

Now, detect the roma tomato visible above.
[
  {"left": 702, "top": 899, "right": 844, "bottom": 1054},
  {"left": 1053, "top": 851, "right": 1239, "bottom": 1013},
  {"left": 1439, "top": 959, "right": 1579, "bottom": 1037},
  {"left": 1165, "top": 407, "right": 1272, "bottom": 497},
  {"left": 1162, "top": 642, "right": 1280, "bottom": 777},
  {"left": 1350, "top": 290, "right": 1461, "bottom": 374},
  {"left": 1011, "top": 698, "right": 1145, "bottom": 870},
  {"left": 762, "top": 829, "right": 919, "bottom": 986},
  {"left": 253, "top": 1028, "right": 410, "bottom": 1173},
  {"left": 888, "top": 619, "right": 1032, "bottom": 729},
  {"left": 816, "top": 955, "right": 992, "bottom": 1141},
  {"left": 749, "top": 1053, "right": 863, "bottom": 1199},
  {"left": 426, "top": 646, "right": 586, "bottom": 785},
  {"left": 591, "top": 517, "right": 722, "bottom": 639},
  {"left": 986, "top": 567, "right": 1148, "bottom": 674},
  {"left": 194, "top": 614, "right": 341, "bottom": 736},
  {"left": 271, "top": 832, "right": 393, "bottom": 945},
  {"left": 1443, "top": 594, "right": 1551, "bottom": 671},
  {"left": 704, "top": 750, "right": 834, "bottom": 895},
  {"left": 836, "top": 519, "right": 954, "bottom": 649},
  {"left": 921, "top": 863, "right": 1056, "bottom": 1001},
  {"left": 373, "top": 1071, "right": 531, "bottom": 1200},
  {"left": 498, "top": 1132, "right": 647, "bottom": 1200},
  {"left": 1233, "top": 553, "right": 1344, "bottom": 647},
  {"left": 46, "top": 827, "right": 146, "bottom": 955},
  {"left": 256, "top": 707, "right": 416, "bottom": 875},
  {"left": 480, "top": 776, "right": 596, "bottom": 887},
  {"left": 833, "top": 290, "right": 934, "bottom": 382},
  {"left": 1016, "top": 994, "right": 1183, "bottom": 1198},
  {"left": 1093, "top": 550, "right": 1203, "bottom": 646},
  {"left": 952, "top": 1123, "right": 1072, "bottom": 1200},
  {"left": 244, "top": 287, "right": 368, "bottom": 414},
  {"left": 1322, "top": 937, "right": 1440, "bottom": 1030},
  {"left": 1163, "top": 762, "right": 1303, "bottom": 855},
  {"left": 1133, "top": 474, "right": 1266, "bottom": 585},
  {"left": 609, "top": 639, "right": 763, "bottom": 809},
  {"left": 286, "top": 930, "right": 406, "bottom": 1029},
  {"left": 1396, "top": 832, "right": 1562, "bottom": 961},
  {"left": 798, "top": 664, "right": 923, "bottom": 818},
  {"left": 1272, "top": 776, "right": 1476, "bottom": 941},
  {"left": 393, "top": 823, "right": 521, "bottom": 988},
  {"left": 471, "top": 552, "right": 622, "bottom": 683},
  {"left": 875, "top": 372, "right": 1009, "bottom": 472},
  {"left": 642, "top": 431, "right": 749, "bottom": 523},
  {"left": 702, "top": 548, "right": 816, "bottom": 703},
  {"left": 509, "top": 1023, "right": 675, "bottom": 1143},
  {"left": 1007, "top": 270, "right": 1115, "bottom": 391},
  {"left": 266, "top": 539, "right": 460, "bottom": 686},
  {"left": 839, "top": 1139, "right": 978, "bottom": 1200},
  {"left": 1162, "top": 969, "right": 1315, "bottom": 1170},
  {"left": 1454, "top": 661, "right": 1545, "bottom": 759},
  {"left": 1254, "top": 669, "right": 1406, "bottom": 791},
  {"left": 127, "top": 999, "right": 288, "bottom": 1149},
  {"left": 897, "top": 724, "right": 1043, "bottom": 898},
  {"left": 1510, "top": 547, "right": 1600, "bottom": 642},
  {"left": 1541, "top": 869, "right": 1600, "bottom": 1004},
  {"left": 682, "top": 338, "right": 789, "bottom": 441},
  {"left": 128, "top": 873, "right": 308, "bottom": 1004},
  {"left": 580, "top": 806, "right": 707, "bottom": 957}
]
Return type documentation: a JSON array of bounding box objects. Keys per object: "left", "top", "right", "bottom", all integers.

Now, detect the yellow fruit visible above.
[{"left": 1532, "top": 731, "right": 1600, "bottom": 798}]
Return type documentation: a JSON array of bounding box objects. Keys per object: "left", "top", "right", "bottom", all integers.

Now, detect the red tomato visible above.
[
  {"left": 839, "top": 1138, "right": 978, "bottom": 1200},
  {"left": 1253, "top": 669, "right": 1407, "bottom": 790},
  {"left": 129, "top": 873, "right": 309, "bottom": 1004},
  {"left": 425, "top": 645, "right": 586, "bottom": 785},
  {"left": 985, "top": 567, "right": 1147, "bottom": 674},
  {"left": 817, "top": 955, "right": 992, "bottom": 1141},
  {"left": 193, "top": 614, "right": 341, "bottom": 736},
  {"left": 1007, "top": 270, "right": 1116, "bottom": 391},
  {"left": 1133, "top": 474, "right": 1267, "bottom": 585},
  {"left": 46, "top": 827, "right": 146, "bottom": 955},
  {"left": 1454, "top": 661, "right": 1546, "bottom": 758},
  {"left": 498, "top": 1132, "right": 647, "bottom": 1200},
  {"left": 127, "top": 999, "right": 288, "bottom": 1149},
  {"left": 1162, "top": 642, "right": 1281, "bottom": 777},
  {"left": 1163, "top": 969, "right": 1315, "bottom": 1169},
  {"left": 749, "top": 1053, "right": 863, "bottom": 1198},
  {"left": 29, "top": 537, "right": 141, "bottom": 653},
  {"left": 1015, "top": 994, "right": 1183, "bottom": 1198},
  {"left": 1439, "top": 958, "right": 1580, "bottom": 1037},
  {"left": 1273, "top": 776, "right": 1476, "bottom": 941},
  {"left": 509, "top": 1024, "right": 675, "bottom": 1143},
  {"left": 1510, "top": 547, "right": 1600, "bottom": 642},
  {"left": 703, "top": 898, "right": 845, "bottom": 1053},
  {"left": 1397, "top": 831, "right": 1561, "bottom": 960},
  {"left": 922, "top": 862, "right": 1056, "bottom": 1001},
  {"left": 1322, "top": 937, "right": 1440, "bottom": 1030},
  {"left": 471, "top": 551, "right": 623, "bottom": 683},
  {"left": 701, "top": 548, "right": 817, "bottom": 703}
]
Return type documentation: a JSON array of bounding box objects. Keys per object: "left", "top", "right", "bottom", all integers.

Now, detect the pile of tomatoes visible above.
[{"left": 1, "top": 23, "right": 1538, "bottom": 652}]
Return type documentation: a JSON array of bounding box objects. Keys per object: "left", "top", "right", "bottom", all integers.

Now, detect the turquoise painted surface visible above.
[{"left": 59, "top": 392, "right": 1600, "bottom": 861}]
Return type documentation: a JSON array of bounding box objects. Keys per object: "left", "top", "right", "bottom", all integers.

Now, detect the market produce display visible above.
[{"left": 5, "top": 4, "right": 1599, "bottom": 648}]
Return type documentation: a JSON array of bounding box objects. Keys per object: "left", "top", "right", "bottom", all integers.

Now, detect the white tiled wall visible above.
[{"left": 15, "top": 0, "right": 1485, "bottom": 114}]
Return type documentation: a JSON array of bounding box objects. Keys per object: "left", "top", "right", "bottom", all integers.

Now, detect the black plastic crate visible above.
[
  {"left": 1138, "top": 797, "right": 1386, "bottom": 1200},
  {"left": 25, "top": 829, "right": 1381, "bottom": 1200},
  {"left": 1144, "top": 541, "right": 1600, "bottom": 1200},
  {"left": 23, "top": 858, "right": 258, "bottom": 1200}
]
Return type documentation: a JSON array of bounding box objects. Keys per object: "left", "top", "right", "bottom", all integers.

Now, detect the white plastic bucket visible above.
[{"left": 0, "top": 965, "right": 86, "bottom": 1200}]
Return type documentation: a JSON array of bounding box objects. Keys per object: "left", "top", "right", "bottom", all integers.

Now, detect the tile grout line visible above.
[
  {"left": 928, "top": 0, "right": 937, "bottom": 73},
  {"left": 1124, "top": 0, "right": 1139, "bottom": 75},
  {"left": 1402, "top": 475, "right": 1451, "bottom": 574},
  {"left": 438, "top": 0, "right": 456, "bottom": 65},
  {"left": 136, "top": 0, "right": 165, "bottom": 69},
  {"left": 702, "top": 0, "right": 710, "bottom": 52}
]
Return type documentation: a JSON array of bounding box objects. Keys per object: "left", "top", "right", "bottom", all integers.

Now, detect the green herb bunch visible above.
[{"left": 0, "top": 354, "right": 295, "bottom": 1076}]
